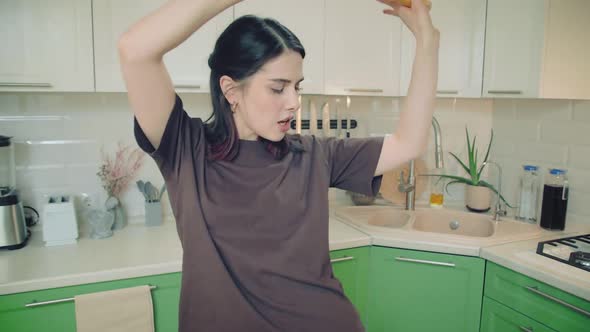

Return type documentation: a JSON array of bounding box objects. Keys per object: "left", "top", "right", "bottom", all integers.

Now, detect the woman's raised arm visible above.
[{"left": 118, "top": 0, "right": 241, "bottom": 150}]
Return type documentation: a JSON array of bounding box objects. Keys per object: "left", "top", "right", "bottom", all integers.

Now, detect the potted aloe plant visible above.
[{"left": 425, "top": 128, "right": 512, "bottom": 212}]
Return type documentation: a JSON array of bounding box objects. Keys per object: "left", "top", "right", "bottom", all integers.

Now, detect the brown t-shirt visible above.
[{"left": 133, "top": 94, "right": 384, "bottom": 332}]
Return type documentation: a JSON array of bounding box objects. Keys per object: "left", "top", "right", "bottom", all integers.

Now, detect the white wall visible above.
[
  {"left": 492, "top": 99, "right": 590, "bottom": 225},
  {"left": 0, "top": 92, "right": 494, "bottom": 227}
]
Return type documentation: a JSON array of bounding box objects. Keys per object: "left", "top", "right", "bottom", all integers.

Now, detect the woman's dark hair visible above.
[{"left": 205, "top": 15, "right": 306, "bottom": 161}]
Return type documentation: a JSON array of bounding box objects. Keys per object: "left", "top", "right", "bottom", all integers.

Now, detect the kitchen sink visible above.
[
  {"left": 334, "top": 205, "right": 543, "bottom": 242},
  {"left": 367, "top": 209, "right": 411, "bottom": 228},
  {"left": 412, "top": 209, "right": 495, "bottom": 237}
]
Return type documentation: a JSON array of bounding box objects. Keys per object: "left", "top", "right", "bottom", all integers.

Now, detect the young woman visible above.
[{"left": 119, "top": 0, "right": 439, "bottom": 330}]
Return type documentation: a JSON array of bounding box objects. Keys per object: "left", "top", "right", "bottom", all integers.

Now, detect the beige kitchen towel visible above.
[{"left": 74, "top": 285, "right": 155, "bottom": 332}]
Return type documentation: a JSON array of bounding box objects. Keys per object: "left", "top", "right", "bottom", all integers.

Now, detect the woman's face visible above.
[{"left": 232, "top": 50, "right": 304, "bottom": 142}]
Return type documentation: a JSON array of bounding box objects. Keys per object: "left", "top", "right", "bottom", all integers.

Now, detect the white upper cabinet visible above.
[
  {"left": 93, "top": 0, "right": 233, "bottom": 92},
  {"left": 482, "top": 0, "right": 547, "bottom": 98},
  {"left": 400, "top": 0, "right": 486, "bottom": 98},
  {"left": 483, "top": 0, "right": 590, "bottom": 100},
  {"left": 4, "top": 0, "right": 586, "bottom": 99},
  {"left": 0, "top": 0, "right": 94, "bottom": 92},
  {"left": 324, "top": 0, "right": 402, "bottom": 96},
  {"left": 540, "top": 0, "right": 590, "bottom": 100},
  {"left": 234, "top": 0, "right": 324, "bottom": 95}
]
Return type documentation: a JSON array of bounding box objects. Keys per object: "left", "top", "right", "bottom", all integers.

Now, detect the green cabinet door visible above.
[
  {"left": 0, "top": 272, "right": 181, "bottom": 332},
  {"left": 330, "top": 246, "right": 370, "bottom": 326},
  {"left": 485, "top": 262, "right": 590, "bottom": 332},
  {"left": 368, "top": 246, "right": 485, "bottom": 332},
  {"left": 481, "top": 296, "right": 556, "bottom": 332}
]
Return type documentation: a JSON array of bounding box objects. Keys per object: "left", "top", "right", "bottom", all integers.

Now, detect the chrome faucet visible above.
[
  {"left": 398, "top": 116, "right": 445, "bottom": 210},
  {"left": 482, "top": 161, "right": 506, "bottom": 221}
]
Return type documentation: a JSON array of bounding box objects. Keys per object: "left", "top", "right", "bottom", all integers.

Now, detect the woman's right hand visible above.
[{"left": 377, "top": 0, "right": 439, "bottom": 50}]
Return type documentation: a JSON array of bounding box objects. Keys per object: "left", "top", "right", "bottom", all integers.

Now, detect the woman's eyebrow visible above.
[{"left": 268, "top": 77, "right": 305, "bottom": 84}]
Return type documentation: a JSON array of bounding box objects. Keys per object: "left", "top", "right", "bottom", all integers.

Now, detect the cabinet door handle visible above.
[
  {"left": 330, "top": 256, "right": 355, "bottom": 263},
  {"left": 0, "top": 82, "right": 52, "bottom": 88},
  {"left": 345, "top": 88, "right": 384, "bottom": 93},
  {"left": 487, "top": 90, "right": 522, "bottom": 95},
  {"left": 25, "top": 285, "right": 157, "bottom": 308},
  {"left": 525, "top": 286, "right": 590, "bottom": 318},
  {"left": 394, "top": 256, "right": 456, "bottom": 268},
  {"left": 174, "top": 84, "right": 201, "bottom": 89},
  {"left": 519, "top": 326, "right": 533, "bottom": 332},
  {"left": 436, "top": 90, "right": 459, "bottom": 95}
]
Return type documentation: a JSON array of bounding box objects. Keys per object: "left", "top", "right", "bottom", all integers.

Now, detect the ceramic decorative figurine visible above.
[{"left": 86, "top": 209, "right": 115, "bottom": 239}]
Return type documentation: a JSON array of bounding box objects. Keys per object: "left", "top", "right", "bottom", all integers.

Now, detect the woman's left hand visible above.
[{"left": 377, "top": 0, "right": 439, "bottom": 49}]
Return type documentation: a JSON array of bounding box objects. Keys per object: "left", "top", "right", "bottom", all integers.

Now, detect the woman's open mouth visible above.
[{"left": 278, "top": 116, "right": 292, "bottom": 132}]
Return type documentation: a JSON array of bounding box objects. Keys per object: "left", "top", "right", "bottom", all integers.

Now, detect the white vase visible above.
[{"left": 465, "top": 185, "right": 491, "bottom": 212}]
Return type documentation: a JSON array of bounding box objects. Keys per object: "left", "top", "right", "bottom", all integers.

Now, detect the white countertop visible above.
[
  {"left": 2, "top": 200, "right": 589, "bottom": 303},
  {"left": 327, "top": 217, "right": 372, "bottom": 251},
  {"left": 0, "top": 216, "right": 370, "bottom": 295}
]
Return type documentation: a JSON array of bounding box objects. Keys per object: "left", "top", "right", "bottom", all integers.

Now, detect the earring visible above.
[{"left": 231, "top": 102, "right": 238, "bottom": 113}]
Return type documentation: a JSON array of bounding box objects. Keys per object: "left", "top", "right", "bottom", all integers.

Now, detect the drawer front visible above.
[
  {"left": 329, "top": 246, "right": 370, "bottom": 325},
  {"left": 485, "top": 262, "right": 590, "bottom": 332},
  {"left": 330, "top": 247, "right": 360, "bottom": 302},
  {"left": 481, "top": 296, "right": 556, "bottom": 332},
  {"left": 0, "top": 272, "right": 181, "bottom": 332}
]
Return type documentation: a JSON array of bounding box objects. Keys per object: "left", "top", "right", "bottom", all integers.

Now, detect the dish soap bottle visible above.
[{"left": 516, "top": 165, "right": 540, "bottom": 223}]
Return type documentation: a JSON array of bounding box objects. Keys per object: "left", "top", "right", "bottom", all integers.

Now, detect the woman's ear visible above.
[{"left": 219, "top": 75, "right": 240, "bottom": 104}]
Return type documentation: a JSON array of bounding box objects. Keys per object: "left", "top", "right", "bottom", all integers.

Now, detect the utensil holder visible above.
[{"left": 145, "top": 201, "right": 162, "bottom": 227}]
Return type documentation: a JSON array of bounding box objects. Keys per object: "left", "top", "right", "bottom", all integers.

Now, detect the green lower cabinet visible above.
[
  {"left": 330, "top": 246, "right": 370, "bottom": 327},
  {"left": 481, "top": 296, "right": 556, "bottom": 332},
  {"left": 484, "top": 262, "right": 590, "bottom": 332},
  {"left": 5, "top": 246, "right": 589, "bottom": 332},
  {"left": 368, "top": 246, "right": 485, "bottom": 332},
  {"left": 1, "top": 248, "right": 369, "bottom": 332},
  {"left": 0, "top": 272, "right": 181, "bottom": 332}
]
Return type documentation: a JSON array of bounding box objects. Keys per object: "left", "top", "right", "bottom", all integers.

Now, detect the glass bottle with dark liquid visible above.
[{"left": 540, "top": 168, "right": 569, "bottom": 230}]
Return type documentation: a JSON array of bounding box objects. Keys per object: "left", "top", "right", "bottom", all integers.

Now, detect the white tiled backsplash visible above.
[
  {"left": 492, "top": 99, "right": 590, "bottom": 225},
  {"left": 0, "top": 92, "right": 209, "bottom": 224},
  {"left": 9, "top": 93, "right": 588, "bottom": 227}
]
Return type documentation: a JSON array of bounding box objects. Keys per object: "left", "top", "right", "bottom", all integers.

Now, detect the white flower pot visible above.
[{"left": 465, "top": 185, "right": 491, "bottom": 213}]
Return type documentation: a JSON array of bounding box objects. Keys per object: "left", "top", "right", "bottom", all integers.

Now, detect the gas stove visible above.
[{"left": 536, "top": 234, "right": 590, "bottom": 272}]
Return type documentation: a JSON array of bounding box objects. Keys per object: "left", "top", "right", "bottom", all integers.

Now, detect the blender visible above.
[{"left": 0, "top": 135, "right": 29, "bottom": 249}]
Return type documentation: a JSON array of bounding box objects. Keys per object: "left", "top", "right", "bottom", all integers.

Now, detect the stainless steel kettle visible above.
[
  {"left": 0, "top": 187, "right": 29, "bottom": 249},
  {"left": 0, "top": 135, "right": 29, "bottom": 250}
]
